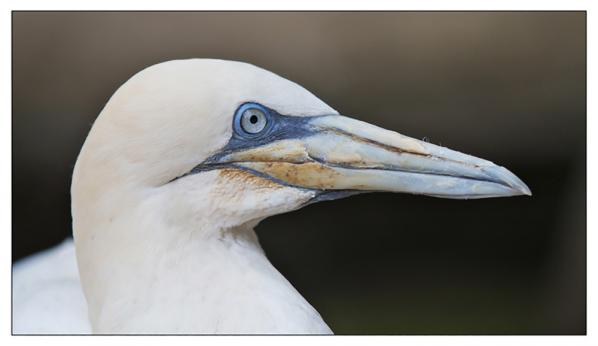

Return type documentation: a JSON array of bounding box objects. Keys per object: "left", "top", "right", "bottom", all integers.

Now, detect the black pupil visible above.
[{"left": 249, "top": 114, "right": 259, "bottom": 124}]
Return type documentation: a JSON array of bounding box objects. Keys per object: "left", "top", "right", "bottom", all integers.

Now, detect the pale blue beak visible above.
[{"left": 202, "top": 114, "right": 531, "bottom": 199}]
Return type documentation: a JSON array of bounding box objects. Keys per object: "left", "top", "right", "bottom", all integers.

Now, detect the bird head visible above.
[
  {"left": 70, "top": 58, "right": 530, "bottom": 331},
  {"left": 72, "top": 58, "right": 530, "bottom": 238}
]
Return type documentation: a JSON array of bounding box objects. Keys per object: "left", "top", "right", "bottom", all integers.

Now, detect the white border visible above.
[{"left": 2, "top": 1, "right": 593, "bottom": 346}]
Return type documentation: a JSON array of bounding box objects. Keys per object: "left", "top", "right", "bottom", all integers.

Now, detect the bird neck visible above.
[
  {"left": 76, "top": 213, "right": 328, "bottom": 333},
  {"left": 71, "top": 166, "right": 330, "bottom": 333}
]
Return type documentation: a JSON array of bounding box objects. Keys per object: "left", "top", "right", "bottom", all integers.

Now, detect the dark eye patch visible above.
[
  {"left": 168, "top": 102, "right": 327, "bottom": 183},
  {"left": 208, "top": 102, "right": 317, "bottom": 164}
]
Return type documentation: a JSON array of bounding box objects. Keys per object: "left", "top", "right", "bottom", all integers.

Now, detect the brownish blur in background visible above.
[{"left": 12, "top": 12, "right": 585, "bottom": 334}]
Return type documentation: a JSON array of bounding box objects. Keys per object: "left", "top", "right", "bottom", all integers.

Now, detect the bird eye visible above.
[{"left": 240, "top": 108, "right": 267, "bottom": 134}]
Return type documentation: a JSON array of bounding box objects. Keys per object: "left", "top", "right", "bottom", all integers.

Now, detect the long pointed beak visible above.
[{"left": 210, "top": 115, "right": 531, "bottom": 199}]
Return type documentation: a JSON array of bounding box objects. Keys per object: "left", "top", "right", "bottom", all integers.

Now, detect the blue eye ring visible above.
[{"left": 233, "top": 102, "right": 272, "bottom": 138}]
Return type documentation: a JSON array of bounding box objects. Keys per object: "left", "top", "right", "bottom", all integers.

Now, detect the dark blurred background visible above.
[{"left": 12, "top": 12, "right": 585, "bottom": 334}]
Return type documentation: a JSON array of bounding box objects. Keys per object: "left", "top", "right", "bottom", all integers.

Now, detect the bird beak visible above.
[{"left": 210, "top": 115, "right": 531, "bottom": 199}]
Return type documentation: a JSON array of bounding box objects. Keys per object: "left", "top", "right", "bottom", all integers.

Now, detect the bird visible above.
[{"left": 12, "top": 59, "right": 531, "bottom": 334}]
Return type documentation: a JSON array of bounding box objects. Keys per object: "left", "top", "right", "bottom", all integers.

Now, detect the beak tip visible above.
[
  {"left": 500, "top": 167, "right": 532, "bottom": 197},
  {"left": 514, "top": 184, "right": 532, "bottom": 197},
  {"left": 520, "top": 185, "right": 533, "bottom": 197},
  {"left": 481, "top": 165, "right": 531, "bottom": 198}
]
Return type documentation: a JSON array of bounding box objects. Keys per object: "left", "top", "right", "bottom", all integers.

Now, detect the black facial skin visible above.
[{"left": 169, "top": 102, "right": 362, "bottom": 203}]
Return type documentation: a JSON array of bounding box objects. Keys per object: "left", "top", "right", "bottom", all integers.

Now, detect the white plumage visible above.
[
  {"left": 13, "top": 239, "right": 90, "bottom": 334},
  {"left": 13, "top": 59, "right": 530, "bottom": 334}
]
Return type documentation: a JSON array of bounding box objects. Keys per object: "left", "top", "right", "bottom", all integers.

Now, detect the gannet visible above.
[{"left": 12, "top": 59, "right": 531, "bottom": 334}]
